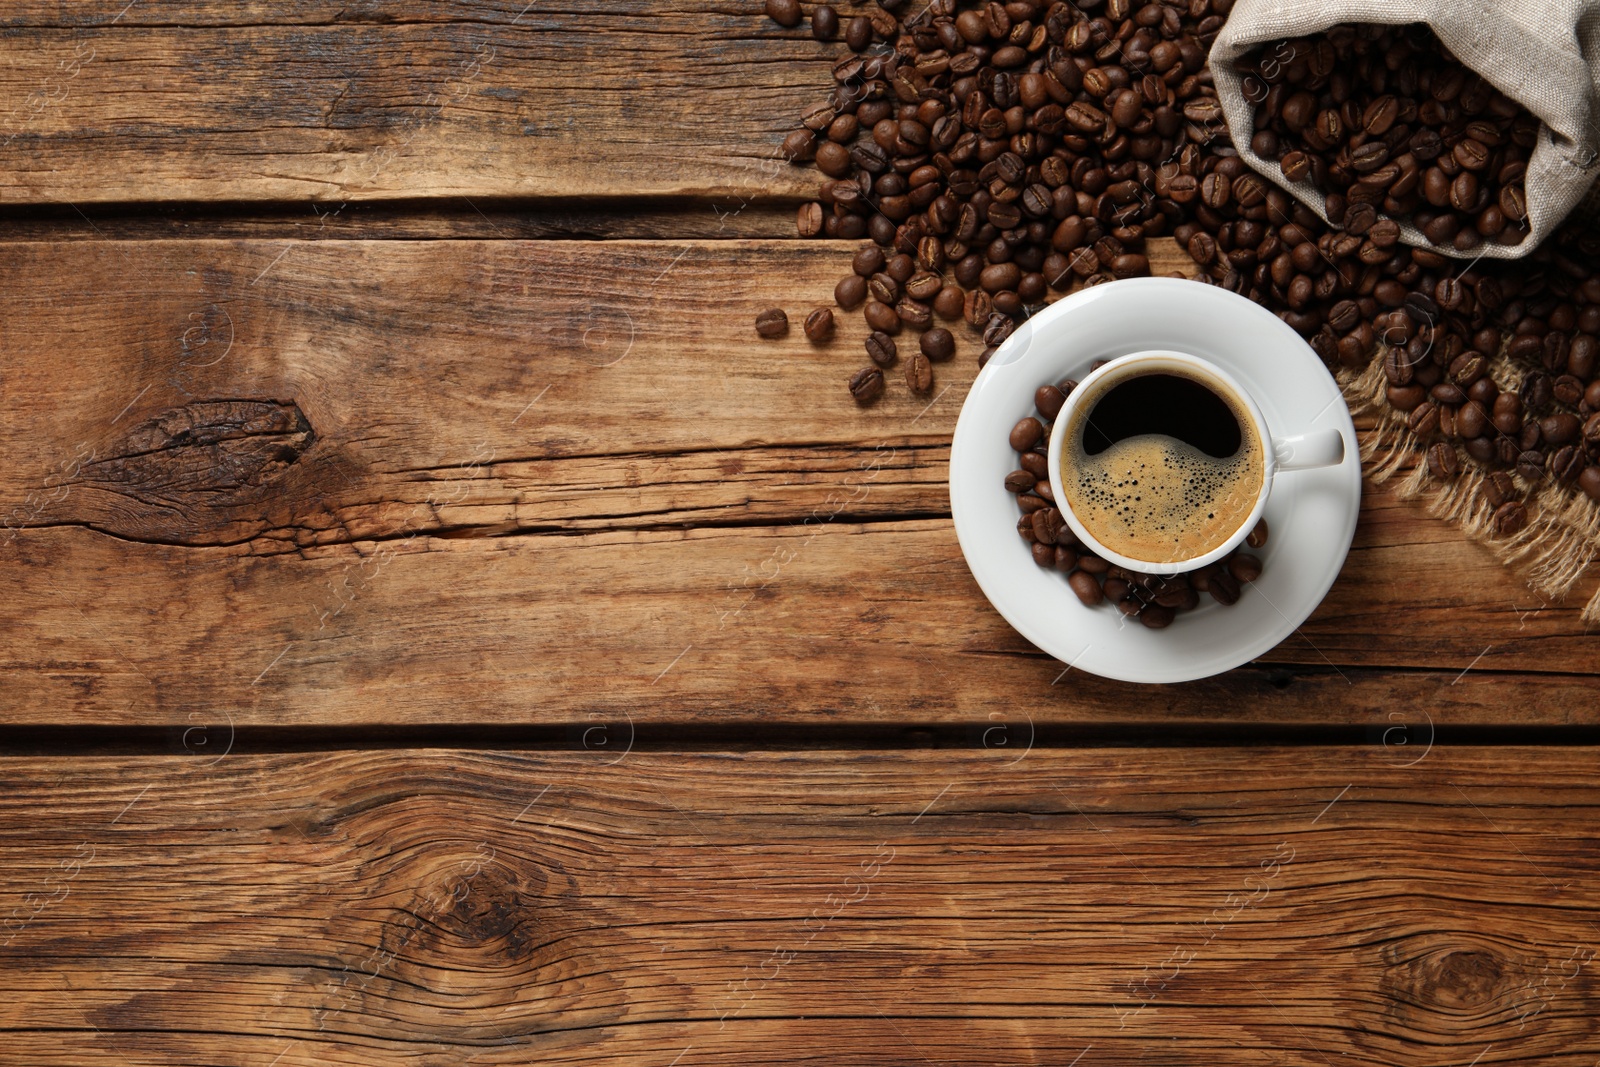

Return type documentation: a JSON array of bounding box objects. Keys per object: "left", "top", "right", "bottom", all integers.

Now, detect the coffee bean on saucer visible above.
[
  {"left": 1035, "top": 385, "right": 1066, "bottom": 420},
  {"left": 848, "top": 366, "right": 884, "bottom": 404},
  {"left": 1019, "top": 452, "right": 1048, "bottom": 479},
  {"left": 1032, "top": 542, "right": 1055, "bottom": 568},
  {"left": 1208, "top": 569, "right": 1241, "bottom": 605},
  {"left": 1068, "top": 571, "right": 1104, "bottom": 606},
  {"left": 1140, "top": 604, "right": 1175, "bottom": 629},
  {"left": 1228, "top": 554, "right": 1263, "bottom": 583},
  {"left": 1009, "top": 417, "right": 1044, "bottom": 451},
  {"left": 804, "top": 307, "right": 835, "bottom": 343},
  {"left": 755, "top": 307, "right": 788, "bottom": 338},
  {"left": 1246, "top": 519, "right": 1269, "bottom": 549},
  {"left": 1005, "top": 470, "right": 1034, "bottom": 493}
]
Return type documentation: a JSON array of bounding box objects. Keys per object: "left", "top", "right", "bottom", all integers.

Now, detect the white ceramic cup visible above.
[{"left": 1045, "top": 349, "right": 1346, "bottom": 576}]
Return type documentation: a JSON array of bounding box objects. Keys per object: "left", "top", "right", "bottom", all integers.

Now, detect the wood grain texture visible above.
[
  {"left": 0, "top": 1, "right": 832, "bottom": 204},
  {"left": 0, "top": 237, "right": 1593, "bottom": 726},
  {"left": 1, "top": 748, "right": 1596, "bottom": 1065}
]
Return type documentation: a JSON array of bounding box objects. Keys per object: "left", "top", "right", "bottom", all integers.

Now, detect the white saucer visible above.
[{"left": 949, "top": 277, "right": 1362, "bottom": 684}]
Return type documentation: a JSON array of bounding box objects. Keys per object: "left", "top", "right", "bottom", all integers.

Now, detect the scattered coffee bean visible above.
[
  {"left": 835, "top": 274, "right": 867, "bottom": 310},
  {"left": 754, "top": 307, "right": 788, "bottom": 338},
  {"left": 865, "top": 331, "right": 898, "bottom": 367},
  {"left": 765, "top": 0, "right": 802, "bottom": 29},
  {"left": 906, "top": 352, "right": 934, "bottom": 394},
  {"left": 804, "top": 307, "right": 835, "bottom": 343},
  {"left": 811, "top": 4, "right": 838, "bottom": 41},
  {"left": 848, "top": 366, "right": 884, "bottom": 404},
  {"left": 921, "top": 328, "right": 955, "bottom": 361}
]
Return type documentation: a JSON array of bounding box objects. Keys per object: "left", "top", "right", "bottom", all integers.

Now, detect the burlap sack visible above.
[{"left": 1211, "top": 0, "right": 1600, "bottom": 258}]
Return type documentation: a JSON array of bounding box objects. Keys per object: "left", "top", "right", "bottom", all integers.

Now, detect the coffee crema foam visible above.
[{"left": 1065, "top": 431, "right": 1263, "bottom": 564}]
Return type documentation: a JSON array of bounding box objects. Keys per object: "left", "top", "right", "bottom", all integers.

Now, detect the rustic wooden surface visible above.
[
  {"left": 0, "top": 238, "right": 1594, "bottom": 727},
  {"left": 3, "top": 749, "right": 1598, "bottom": 1066},
  {"left": 2, "top": 3, "right": 1598, "bottom": 1065}
]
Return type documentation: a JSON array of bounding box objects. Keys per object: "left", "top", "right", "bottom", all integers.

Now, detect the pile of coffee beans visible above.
[
  {"left": 765, "top": 0, "right": 1600, "bottom": 512},
  {"left": 1007, "top": 375, "right": 1266, "bottom": 626},
  {"left": 1240, "top": 24, "right": 1534, "bottom": 252}
]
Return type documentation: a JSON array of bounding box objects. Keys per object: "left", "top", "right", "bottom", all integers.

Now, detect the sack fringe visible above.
[{"left": 1338, "top": 353, "right": 1599, "bottom": 624}]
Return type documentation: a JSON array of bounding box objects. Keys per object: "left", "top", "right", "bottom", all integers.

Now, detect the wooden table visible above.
[{"left": 1, "top": 3, "right": 1597, "bottom": 1064}]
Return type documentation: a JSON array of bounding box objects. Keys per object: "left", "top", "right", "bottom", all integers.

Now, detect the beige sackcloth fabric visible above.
[{"left": 1211, "top": 0, "right": 1600, "bottom": 258}]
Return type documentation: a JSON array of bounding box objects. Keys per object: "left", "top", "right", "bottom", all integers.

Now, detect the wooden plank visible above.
[
  {"left": 0, "top": 237, "right": 1593, "bottom": 725},
  {"left": 0, "top": 2, "right": 830, "bottom": 204},
  {"left": 1, "top": 748, "right": 1597, "bottom": 1064}
]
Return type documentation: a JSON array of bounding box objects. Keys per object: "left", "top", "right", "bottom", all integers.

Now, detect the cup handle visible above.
[{"left": 1273, "top": 429, "right": 1346, "bottom": 471}]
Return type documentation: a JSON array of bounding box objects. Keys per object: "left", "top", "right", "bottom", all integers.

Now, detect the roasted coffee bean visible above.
[
  {"left": 1580, "top": 466, "right": 1600, "bottom": 503},
  {"left": 1068, "top": 570, "right": 1105, "bottom": 606},
  {"left": 853, "top": 245, "right": 886, "bottom": 277},
  {"left": 1208, "top": 569, "right": 1240, "bottom": 606},
  {"left": 1035, "top": 384, "right": 1066, "bottom": 420},
  {"left": 811, "top": 4, "right": 839, "bottom": 40},
  {"left": 1020, "top": 452, "right": 1048, "bottom": 480},
  {"left": 921, "top": 328, "right": 956, "bottom": 361},
  {"left": 765, "top": 0, "right": 802, "bottom": 28},
  {"left": 848, "top": 366, "right": 885, "bottom": 404},
  {"left": 835, "top": 274, "right": 868, "bottom": 310},
  {"left": 865, "top": 331, "right": 898, "bottom": 367},
  {"left": 797, "top": 201, "right": 824, "bottom": 237},
  {"left": 1228, "top": 553, "right": 1263, "bottom": 583},
  {"left": 905, "top": 352, "right": 934, "bottom": 395},
  {"left": 1246, "top": 518, "right": 1269, "bottom": 549},
  {"left": 1492, "top": 500, "right": 1529, "bottom": 536},
  {"left": 804, "top": 307, "right": 835, "bottom": 343},
  {"left": 755, "top": 307, "right": 789, "bottom": 338},
  {"left": 1009, "top": 417, "right": 1044, "bottom": 451},
  {"left": 864, "top": 300, "right": 901, "bottom": 334},
  {"left": 1004, "top": 469, "right": 1034, "bottom": 493},
  {"left": 1427, "top": 442, "right": 1460, "bottom": 479}
]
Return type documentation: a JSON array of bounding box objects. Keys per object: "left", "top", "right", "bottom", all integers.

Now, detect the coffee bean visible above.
[
  {"left": 1035, "top": 385, "right": 1066, "bottom": 420},
  {"left": 1491, "top": 500, "right": 1529, "bottom": 536},
  {"left": 755, "top": 307, "right": 789, "bottom": 338},
  {"left": 921, "top": 328, "right": 955, "bottom": 361},
  {"left": 1068, "top": 570, "right": 1105, "bottom": 606},
  {"left": 1021, "top": 452, "right": 1048, "bottom": 480},
  {"left": 1427, "top": 442, "right": 1460, "bottom": 479},
  {"left": 1208, "top": 569, "right": 1241, "bottom": 606},
  {"left": 1005, "top": 469, "right": 1034, "bottom": 493},
  {"left": 835, "top": 274, "right": 867, "bottom": 310},
  {"left": 853, "top": 245, "right": 886, "bottom": 277},
  {"left": 848, "top": 366, "right": 885, "bottom": 404},
  {"left": 797, "top": 201, "right": 824, "bottom": 237},
  {"left": 845, "top": 15, "right": 871, "bottom": 50},
  {"left": 811, "top": 4, "right": 839, "bottom": 40},
  {"left": 1580, "top": 466, "right": 1600, "bottom": 503},
  {"left": 1246, "top": 518, "right": 1269, "bottom": 549},
  {"left": 865, "top": 331, "right": 897, "bottom": 367},
  {"left": 1009, "top": 417, "right": 1044, "bottom": 451},
  {"left": 1228, "top": 553, "right": 1263, "bottom": 583},
  {"left": 891, "top": 349, "right": 928, "bottom": 395},
  {"left": 804, "top": 307, "right": 835, "bottom": 343},
  {"left": 765, "top": 0, "right": 802, "bottom": 28},
  {"left": 864, "top": 300, "right": 901, "bottom": 334}
]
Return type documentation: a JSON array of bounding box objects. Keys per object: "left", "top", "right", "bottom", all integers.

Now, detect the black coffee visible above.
[{"left": 1079, "top": 373, "right": 1242, "bottom": 458}]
